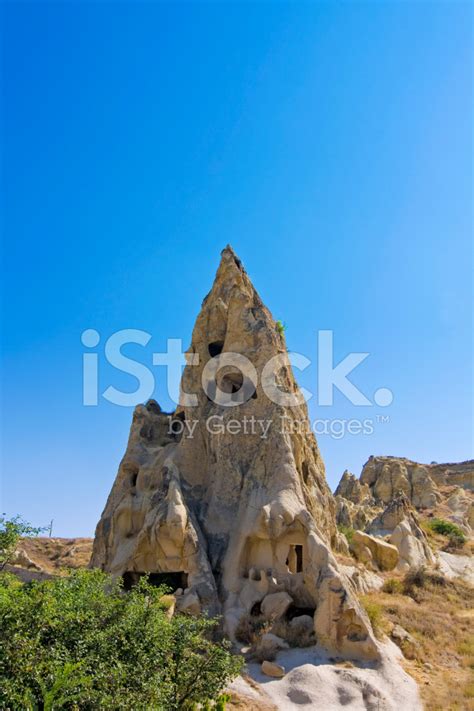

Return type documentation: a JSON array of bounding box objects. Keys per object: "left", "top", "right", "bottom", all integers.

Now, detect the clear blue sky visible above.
[{"left": 1, "top": 2, "right": 472, "bottom": 536}]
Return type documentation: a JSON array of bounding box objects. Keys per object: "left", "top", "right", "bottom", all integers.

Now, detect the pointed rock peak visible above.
[
  {"left": 199, "top": 247, "right": 269, "bottom": 342},
  {"left": 214, "top": 245, "right": 245, "bottom": 280},
  {"left": 221, "top": 244, "right": 243, "bottom": 267}
]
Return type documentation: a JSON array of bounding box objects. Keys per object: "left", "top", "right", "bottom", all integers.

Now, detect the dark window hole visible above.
[
  {"left": 250, "top": 601, "right": 262, "bottom": 617},
  {"left": 285, "top": 544, "right": 304, "bottom": 573},
  {"left": 208, "top": 341, "right": 224, "bottom": 358}
]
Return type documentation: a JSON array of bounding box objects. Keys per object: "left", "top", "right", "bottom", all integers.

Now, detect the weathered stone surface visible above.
[
  {"left": 335, "top": 470, "right": 372, "bottom": 505},
  {"left": 350, "top": 531, "right": 399, "bottom": 571},
  {"left": 261, "top": 660, "right": 285, "bottom": 678},
  {"left": 91, "top": 246, "right": 379, "bottom": 661},
  {"left": 175, "top": 590, "right": 201, "bottom": 615},
  {"left": 340, "top": 564, "right": 384, "bottom": 595},
  {"left": 366, "top": 493, "right": 434, "bottom": 572},
  {"left": 389, "top": 519, "right": 434, "bottom": 572},
  {"left": 261, "top": 592, "right": 293, "bottom": 621},
  {"left": 289, "top": 614, "right": 314, "bottom": 635}
]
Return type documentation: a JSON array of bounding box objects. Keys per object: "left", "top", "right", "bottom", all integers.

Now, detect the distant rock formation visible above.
[
  {"left": 91, "top": 246, "right": 380, "bottom": 661},
  {"left": 335, "top": 456, "right": 473, "bottom": 573},
  {"left": 360, "top": 456, "right": 473, "bottom": 511}
]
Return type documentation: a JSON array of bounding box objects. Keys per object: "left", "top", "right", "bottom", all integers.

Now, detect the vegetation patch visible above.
[
  {"left": 382, "top": 577, "right": 404, "bottom": 595},
  {"left": 428, "top": 518, "right": 466, "bottom": 549},
  {"left": 360, "top": 596, "right": 385, "bottom": 639},
  {"left": 337, "top": 524, "right": 355, "bottom": 545},
  {"left": 0, "top": 569, "right": 243, "bottom": 710},
  {"left": 275, "top": 320, "right": 286, "bottom": 335}
]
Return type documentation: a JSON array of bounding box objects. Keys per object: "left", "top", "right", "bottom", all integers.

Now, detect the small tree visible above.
[
  {"left": 0, "top": 570, "right": 243, "bottom": 709},
  {"left": 0, "top": 514, "right": 45, "bottom": 571}
]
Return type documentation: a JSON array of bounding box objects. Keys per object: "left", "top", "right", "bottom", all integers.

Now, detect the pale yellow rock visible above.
[
  {"left": 261, "top": 660, "right": 286, "bottom": 678},
  {"left": 351, "top": 530, "right": 398, "bottom": 571}
]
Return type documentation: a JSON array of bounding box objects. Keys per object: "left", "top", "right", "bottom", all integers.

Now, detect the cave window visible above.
[
  {"left": 286, "top": 544, "right": 304, "bottom": 574},
  {"left": 208, "top": 341, "right": 224, "bottom": 358},
  {"left": 131, "top": 471, "right": 138, "bottom": 488},
  {"left": 295, "top": 544, "right": 303, "bottom": 573}
]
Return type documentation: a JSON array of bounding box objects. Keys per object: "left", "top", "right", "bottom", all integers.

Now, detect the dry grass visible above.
[
  {"left": 235, "top": 611, "right": 315, "bottom": 661},
  {"left": 360, "top": 596, "right": 386, "bottom": 639},
  {"left": 16, "top": 537, "right": 93, "bottom": 573},
  {"left": 363, "top": 570, "right": 474, "bottom": 710},
  {"left": 234, "top": 613, "right": 270, "bottom": 646},
  {"left": 271, "top": 618, "right": 316, "bottom": 648}
]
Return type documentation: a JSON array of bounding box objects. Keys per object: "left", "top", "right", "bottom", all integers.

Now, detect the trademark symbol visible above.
[{"left": 376, "top": 414, "right": 390, "bottom": 424}]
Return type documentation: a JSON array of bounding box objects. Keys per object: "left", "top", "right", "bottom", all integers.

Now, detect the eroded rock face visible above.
[
  {"left": 336, "top": 456, "right": 474, "bottom": 537},
  {"left": 91, "top": 246, "right": 378, "bottom": 661},
  {"left": 335, "top": 470, "right": 372, "bottom": 505}
]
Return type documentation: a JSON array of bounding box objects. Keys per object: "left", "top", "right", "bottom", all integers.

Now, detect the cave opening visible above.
[
  {"left": 122, "top": 571, "right": 188, "bottom": 592},
  {"left": 208, "top": 341, "right": 224, "bottom": 358}
]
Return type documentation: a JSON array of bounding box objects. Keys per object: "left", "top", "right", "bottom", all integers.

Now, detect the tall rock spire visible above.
[{"left": 91, "top": 246, "right": 379, "bottom": 660}]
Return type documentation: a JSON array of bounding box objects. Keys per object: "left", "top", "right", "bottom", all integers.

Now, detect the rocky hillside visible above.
[
  {"left": 333, "top": 456, "right": 474, "bottom": 710},
  {"left": 8, "top": 537, "right": 93, "bottom": 580},
  {"left": 336, "top": 456, "right": 473, "bottom": 530}
]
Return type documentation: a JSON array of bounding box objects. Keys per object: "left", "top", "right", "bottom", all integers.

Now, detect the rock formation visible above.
[
  {"left": 334, "top": 470, "right": 372, "bottom": 505},
  {"left": 337, "top": 456, "right": 474, "bottom": 534},
  {"left": 360, "top": 456, "right": 473, "bottom": 513},
  {"left": 91, "top": 246, "right": 380, "bottom": 660},
  {"left": 335, "top": 456, "right": 473, "bottom": 574}
]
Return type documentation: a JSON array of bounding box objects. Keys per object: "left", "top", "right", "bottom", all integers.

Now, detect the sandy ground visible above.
[{"left": 229, "top": 642, "right": 422, "bottom": 711}]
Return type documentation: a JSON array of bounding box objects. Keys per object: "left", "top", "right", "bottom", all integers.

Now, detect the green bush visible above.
[
  {"left": 428, "top": 518, "right": 466, "bottom": 548},
  {"left": 0, "top": 569, "right": 242, "bottom": 710},
  {"left": 337, "top": 524, "right": 355, "bottom": 545},
  {"left": 275, "top": 320, "right": 286, "bottom": 335}
]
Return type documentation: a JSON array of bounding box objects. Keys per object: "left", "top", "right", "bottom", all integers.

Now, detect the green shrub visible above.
[
  {"left": 275, "top": 320, "right": 286, "bottom": 335},
  {"left": 337, "top": 524, "right": 355, "bottom": 545},
  {"left": 0, "top": 569, "right": 243, "bottom": 710},
  {"left": 428, "top": 518, "right": 466, "bottom": 547},
  {"left": 382, "top": 578, "right": 404, "bottom": 595}
]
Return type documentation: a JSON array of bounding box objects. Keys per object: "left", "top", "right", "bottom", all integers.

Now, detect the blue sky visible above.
[{"left": 1, "top": 1, "right": 472, "bottom": 536}]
